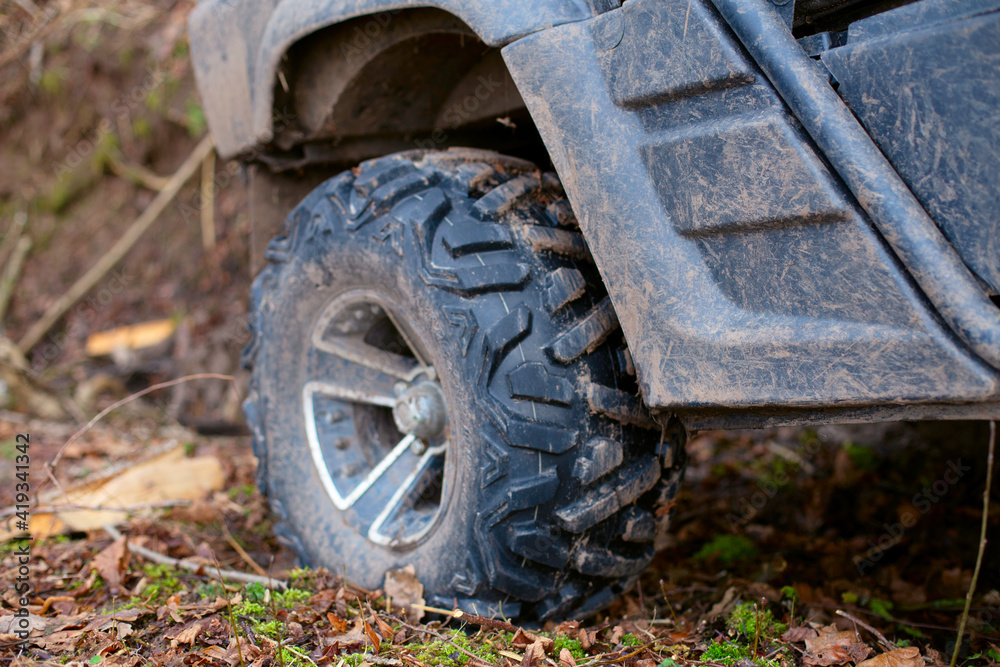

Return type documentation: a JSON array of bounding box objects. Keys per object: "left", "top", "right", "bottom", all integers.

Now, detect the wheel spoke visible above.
[
  {"left": 313, "top": 333, "right": 428, "bottom": 381},
  {"left": 368, "top": 442, "right": 447, "bottom": 546}
]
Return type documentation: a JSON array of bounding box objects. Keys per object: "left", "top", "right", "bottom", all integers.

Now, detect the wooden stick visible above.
[
  {"left": 950, "top": 420, "right": 995, "bottom": 667},
  {"left": 109, "top": 156, "right": 170, "bottom": 191},
  {"left": 221, "top": 520, "right": 269, "bottom": 578},
  {"left": 0, "top": 235, "right": 31, "bottom": 325},
  {"left": 0, "top": 211, "right": 27, "bottom": 269},
  {"left": 18, "top": 134, "right": 214, "bottom": 353},
  {"left": 103, "top": 523, "right": 286, "bottom": 589},
  {"left": 201, "top": 148, "right": 216, "bottom": 251},
  {"left": 835, "top": 609, "right": 897, "bottom": 651}
]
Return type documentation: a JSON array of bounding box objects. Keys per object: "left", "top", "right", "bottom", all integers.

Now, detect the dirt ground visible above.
[{"left": 0, "top": 0, "right": 998, "bottom": 665}]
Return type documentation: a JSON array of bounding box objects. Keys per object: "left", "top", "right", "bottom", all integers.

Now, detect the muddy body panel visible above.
[{"left": 502, "top": 0, "right": 1000, "bottom": 426}]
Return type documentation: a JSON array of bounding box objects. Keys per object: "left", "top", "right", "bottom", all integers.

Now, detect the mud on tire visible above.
[{"left": 243, "top": 148, "right": 686, "bottom": 621}]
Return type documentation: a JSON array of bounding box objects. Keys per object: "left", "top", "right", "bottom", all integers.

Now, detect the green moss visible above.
[
  {"left": 726, "top": 602, "right": 786, "bottom": 641},
  {"left": 342, "top": 653, "right": 369, "bottom": 667},
  {"left": 255, "top": 619, "right": 284, "bottom": 639},
  {"left": 701, "top": 641, "right": 781, "bottom": 667},
  {"left": 842, "top": 441, "right": 877, "bottom": 472},
  {"left": 694, "top": 535, "right": 758, "bottom": 565},
  {"left": 275, "top": 587, "right": 312, "bottom": 608},
  {"left": 234, "top": 600, "right": 266, "bottom": 617},
  {"left": 228, "top": 483, "right": 257, "bottom": 500},
  {"left": 620, "top": 633, "right": 642, "bottom": 647},
  {"left": 289, "top": 567, "right": 317, "bottom": 588},
  {"left": 552, "top": 636, "right": 586, "bottom": 660},
  {"left": 142, "top": 563, "right": 181, "bottom": 601},
  {"left": 278, "top": 647, "right": 308, "bottom": 667},
  {"left": 413, "top": 630, "right": 499, "bottom": 667},
  {"left": 244, "top": 581, "right": 268, "bottom": 603}
]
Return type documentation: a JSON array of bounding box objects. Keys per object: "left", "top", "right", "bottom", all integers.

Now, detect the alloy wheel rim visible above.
[{"left": 303, "top": 290, "right": 450, "bottom": 548}]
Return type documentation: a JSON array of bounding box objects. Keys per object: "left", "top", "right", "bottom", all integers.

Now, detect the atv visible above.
[{"left": 188, "top": 0, "right": 1000, "bottom": 620}]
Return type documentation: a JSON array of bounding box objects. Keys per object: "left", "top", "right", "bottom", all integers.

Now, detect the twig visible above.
[
  {"left": 951, "top": 420, "right": 995, "bottom": 667},
  {"left": 18, "top": 134, "right": 214, "bottom": 353},
  {"left": 281, "top": 643, "right": 319, "bottom": 667},
  {"left": 201, "top": 148, "right": 216, "bottom": 251},
  {"left": 103, "top": 523, "right": 287, "bottom": 589},
  {"left": 409, "top": 603, "right": 518, "bottom": 632},
  {"left": 0, "top": 211, "right": 27, "bottom": 270},
  {"left": 221, "top": 521, "right": 269, "bottom": 578},
  {"left": 0, "top": 498, "right": 190, "bottom": 520},
  {"left": 836, "top": 609, "right": 897, "bottom": 651},
  {"left": 108, "top": 156, "right": 170, "bottom": 191},
  {"left": 48, "top": 373, "right": 237, "bottom": 472},
  {"left": 0, "top": 235, "right": 31, "bottom": 325}
]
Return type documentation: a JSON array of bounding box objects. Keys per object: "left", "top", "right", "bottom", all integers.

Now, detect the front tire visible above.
[{"left": 243, "top": 148, "right": 686, "bottom": 621}]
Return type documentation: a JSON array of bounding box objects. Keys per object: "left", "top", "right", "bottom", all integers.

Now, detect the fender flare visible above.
[{"left": 189, "top": 0, "right": 592, "bottom": 157}]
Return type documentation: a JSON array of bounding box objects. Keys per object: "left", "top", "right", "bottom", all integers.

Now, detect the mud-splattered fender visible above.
[{"left": 188, "top": 0, "right": 593, "bottom": 157}]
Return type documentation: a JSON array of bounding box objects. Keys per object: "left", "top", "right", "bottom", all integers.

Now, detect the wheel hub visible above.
[{"left": 393, "top": 381, "right": 448, "bottom": 441}]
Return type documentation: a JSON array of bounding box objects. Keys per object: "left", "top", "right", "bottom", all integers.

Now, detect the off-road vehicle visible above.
[{"left": 189, "top": 0, "right": 1000, "bottom": 620}]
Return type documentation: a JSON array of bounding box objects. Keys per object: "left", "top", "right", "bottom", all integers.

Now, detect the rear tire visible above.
[{"left": 243, "top": 148, "right": 686, "bottom": 620}]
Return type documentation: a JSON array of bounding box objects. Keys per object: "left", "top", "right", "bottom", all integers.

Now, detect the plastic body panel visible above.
[
  {"left": 820, "top": 0, "right": 1000, "bottom": 293},
  {"left": 502, "top": 0, "right": 1000, "bottom": 418},
  {"left": 188, "top": 0, "right": 592, "bottom": 158}
]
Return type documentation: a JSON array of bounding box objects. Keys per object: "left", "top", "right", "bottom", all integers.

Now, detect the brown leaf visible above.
[
  {"left": 327, "top": 611, "right": 348, "bottom": 633},
  {"left": 384, "top": 565, "right": 425, "bottom": 623},
  {"left": 167, "top": 620, "right": 204, "bottom": 646},
  {"left": 92, "top": 536, "right": 129, "bottom": 590},
  {"left": 803, "top": 645, "right": 851, "bottom": 667},
  {"left": 783, "top": 626, "right": 819, "bottom": 643},
  {"left": 558, "top": 648, "right": 577, "bottom": 667},
  {"left": 363, "top": 616, "right": 381, "bottom": 653},
  {"left": 805, "top": 627, "right": 856, "bottom": 653},
  {"left": 521, "top": 639, "right": 546, "bottom": 667},
  {"left": 848, "top": 642, "right": 873, "bottom": 663},
  {"left": 512, "top": 628, "right": 554, "bottom": 653},
  {"left": 856, "top": 647, "right": 922, "bottom": 667},
  {"left": 608, "top": 626, "right": 625, "bottom": 645},
  {"left": 372, "top": 609, "right": 394, "bottom": 640}
]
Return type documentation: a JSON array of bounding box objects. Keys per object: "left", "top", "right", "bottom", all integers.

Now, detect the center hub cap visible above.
[{"left": 393, "top": 381, "right": 447, "bottom": 440}]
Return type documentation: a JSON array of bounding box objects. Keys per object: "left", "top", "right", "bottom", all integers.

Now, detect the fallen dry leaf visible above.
[
  {"left": 803, "top": 646, "right": 852, "bottom": 667},
  {"left": 327, "top": 611, "right": 348, "bottom": 632},
  {"left": 363, "top": 615, "right": 381, "bottom": 653},
  {"left": 804, "top": 626, "right": 857, "bottom": 653},
  {"left": 783, "top": 626, "right": 819, "bottom": 643},
  {"left": 384, "top": 565, "right": 425, "bottom": 622},
  {"left": 559, "top": 648, "right": 577, "bottom": 667},
  {"left": 91, "top": 535, "right": 129, "bottom": 590},
  {"left": 1, "top": 446, "right": 224, "bottom": 540},
  {"left": 521, "top": 639, "right": 547, "bottom": 667},
  {"left": 856, "top": 647, "right": 922, "bottom": 667}
]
